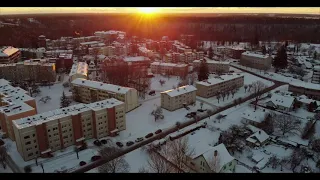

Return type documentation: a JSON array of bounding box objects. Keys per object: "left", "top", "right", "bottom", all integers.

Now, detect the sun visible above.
[{"left": 137, "top": 8, "right": 159, "bottom": 14}]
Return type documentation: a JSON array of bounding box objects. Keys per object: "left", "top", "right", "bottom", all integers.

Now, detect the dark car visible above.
[
  {"left": 93, "top": 140, "right": 102, "bottom": 146},
  {"left": 185, "top": 113, "right": 193, "bottom": 118},
  {"left": 155, "top": 129, "right": 162, "bottom": 134},
  {"left": 91, "top": 155, "right": 101, "bottom": 162},
  {"left": 190, "top": 112, "right": 197, "bottom": 116},
  {"left": 100, "top": 139, "right": 108, "bottom": 144},
  {"left": 145, "top": 133, "right": 153, "bottom": 138},
  {"left": 126, "top": 141, "right": 134, "bottom": 146},
  {"left": 135, "top": 137, "right": 143, "bottom": 143},
  {"left": 116, "top": 142, "right": 124, "bottom": 147},
  {"left": 79, "top": 161, "right": 87, "bottom": 166},
  {"left": 149, "top": 90, "right": 156, "bottom": 96}
]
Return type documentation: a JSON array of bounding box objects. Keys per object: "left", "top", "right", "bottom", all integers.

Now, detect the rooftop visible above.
[
  {"left": 161, "top": 85, "right": 197, "bottom": 97},
  {"left": 0, "top": 46, "right": 20, "bottom": 57},
  {"left": 80, "top": 41, "right": 100, "bottom": 46},
  {"left": 196, "top": 73, "right": 244, "bottom": 87},
  {"left": 69, "top": 62, "right": 88, "bottom": 77},
  {"left": 151, "top": 62, "right": 188, "bottom": 68},
  {"left": 123, "top": 56, "right": 149, "bottom": 62},
  {"left": 202, "top": 144, "right": 235, "bottom": 172},
  {"left": 268, "top": 93, "right": 295, "bottom": 108},
  {"left": 0, "top": 102, "right": 34, "bottom": 116},
  {"left": 194, "top": 58, "right": 230, "bottom": 65},
  {"left": 71, "top": 78, "right": 133, "bottom": 94},
  {"left": 246, "top": 130, "right": 270, "bottom": 145},
  {"left": 242, "top": 51, "right": 271, "bottom": 59},
  {"left": 86, "top": 98, "right": 123, "bottom": 111},
  {"left": 241, "top": 107, "right": 269, "bottom": 123}
]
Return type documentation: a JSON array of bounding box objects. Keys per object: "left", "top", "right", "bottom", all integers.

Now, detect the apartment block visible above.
[
  {"left": 138, "top": 47, "right": 154, "bottom": 58},
  {"left": 196, "top": 73, "right": 244, "bottom": 98},
  {"left": 150, "top": 62, "right": 188, "bottom": 77},
  {"left": 161, "top": 85, "right": 197, "bottom": 111},
  {"left": 0, "top": 46, "right": 21, "bottom": 64},
  {"left": 289, "top": 82, "right": 320, "bottom": 100},
  {"left": 71, "top": 79, "right": 139, "bottom": 112},
  {"left": 311, "top": 66, "right": 320, "bottom": 84},
  {"left": 193, "top": 58, "right": 230, "bottom": 74},
  {"left": 226, "top": 47, "right": 246, "bottom": 59},
  {"left": 0, "top": 79, "right": 37, "bottom": 139},
  {"left": 12, "top": 98, "right": 125, "bottom": 161},
  {"left": 0, "top": 59, "right": 56, "bottom": 83},
  {"left": 240, "top": 52, "right": 272, "bottom": 70},
  {"left": 164, "top": 53, "right": 172, "bottom": 62},
  {"left": 69, "top": 62, "right": 88, "bottom": 82}
]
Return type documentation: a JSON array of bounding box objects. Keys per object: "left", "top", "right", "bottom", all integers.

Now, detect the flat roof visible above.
[
  {"left": 1, "top": 102, "right": 34, "bottom": 116},
  {"left": 0, "top": 46, "right": 20, "bottom": 57},
  {"left": 69, "top": 62, "right": 88, "bottom": 77},
  {"left": 86, "top": 98, "right": 124, "bottom": 111},
  {"left": 71, "top": 78, "right": 133, "bottom": 94},
  {"left": 196, "top": 73, "right": 244, "bottom": 86},
  {"left": 161, "top": 85, "right": 197, "bottom": 97},
  {"left": 151, "top": 62, "right": 187, "bottom": 68},
  {"left": 123, "top": 56, "right": 149, "bottom": 62},
  {"left": 242, "top": 51, "right": 271, "bottom": 59}
]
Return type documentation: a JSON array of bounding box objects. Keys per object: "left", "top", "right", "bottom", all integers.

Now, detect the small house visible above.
[
  {"left": 246, "top": 130, "right": 270, "bottom": 147},
  {"left": 266, "top": 93, "right": 294, "bottom": 112}
]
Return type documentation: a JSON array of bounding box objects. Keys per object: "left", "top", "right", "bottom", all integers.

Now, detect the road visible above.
[{"left": 72, "top": 67, "right": 285, "bottom": 173}]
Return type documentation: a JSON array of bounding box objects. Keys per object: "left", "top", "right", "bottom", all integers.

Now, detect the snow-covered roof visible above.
[
  {"left": 196, "top": 73, "right": 244, "bottom": 87},
  {"left": 0, "top": 46, "right": 20, "bottom": 57},
  {"left": 241, "top": 107, "right": 268, "bottom": 123},
  {"left": 46, "top": 50, "right": 72, "bottom": 54},
  {"left": 255, "top": 156, "right": 270, "bottom": 170},
  {"left": 150, "top": 62, "right": 187, "bottom": 68},
  {"left": 71, "top": 78, "right": 133, "bottom": 94},
  {"left": 241, "top": 51, "right": 271, "bottom": 59},
  {"left": 252, "top": 153, "right": 264, "bottom": 163},
  {"left": 123, "top": 56, "right": 149, "bottom": 62},
  {"left": 314, "top": 66, "right": 320, "bottom": 71},
  {"left": 290, "top": 81, "right": 320, "bottom": 91},
  {"left": 0, "top": 102, "right": 34, "bottom": 116},
  {"left": 80, "top": 41, "right": 100, "bottom": 46},
  {"left": 138, "top": 47, "right": 152, "bottom": 53},
  {"left": 268, "top": 93, "right": 294, "bottom": 108},
  {"left": 194, "top": 58, "right": 230, "bottom": 65},
  {"left": 59, "top": 53, "right": 73, "bottom": 59},
  {"left": 86, "top": 98, "right": 124, "bottom": 111},
  {"left": 69, "top": 62, "right": 88, "bottom": 77},
  {"left": 297, "top": 95, "right": 320, "bottom": 105},
  {"left": 161, "top": 85, "right": 197, "bottom": 97},
  {"left": 202, "top": 144, "right": 235, "bottom": 172},
  {"left": 246, "top": 130, "right": 269, "bottom": 144}
]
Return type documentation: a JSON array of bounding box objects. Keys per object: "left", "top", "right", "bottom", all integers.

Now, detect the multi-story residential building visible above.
[
  {"left": 71, "top": 79, "right": 139, "bottom": 112},
  {"left": 164, "top": 53, "right": 172, "bottom": 62},
  {"left": 0, "top": 59, "right": 56, "bottom": 83},
  {"left": 226, "top": 47, "right": 246, "bottom": 59},
  {"left": 195, "top": 51, "right": 204, "bottom": 61},
  {"left": 193, "top": 58, "right": 230, "bottom": 74},
  {"left": 0, "top": 79, "right": 37, "bottom": 139},
  {"left": 0, "top": 46, "right": 21, "bottom": 64},
  {"left": 69, "top": 62, "right": 88, "bottom": 82},
  {"left": 196, "top": 73, "right": 244, "bottom": 98},
  {"left": 180, "top": 34, "right": 195, "bottom": 48},
  {"left": 12, "top": 98, "right": 125, "bottom": 161},
  {"left": 45, "top": 50, "right": 73, "bottom": 58},
  {"left": 289, "top": 82, "right": 320, "bottom": 100},
  {"left": 161, "top": 85, "right": 197, "bottom": 111},
  {"left": 150, "top": 62, "right": 188, "bottom": 77},
  {"left": 240, "top": 52, "right": 272, "bottom": 70},
  {"left": 138, "top": 47, "right": 153, "bottom": 58},
  {"left": 311, "top": 66, "right": 320, "bottom": 84}
]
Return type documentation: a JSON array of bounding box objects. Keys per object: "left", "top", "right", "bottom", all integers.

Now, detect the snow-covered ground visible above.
[
  {"left": 150, "top": 74, "right": 182, "bottom": 92},
  {"left": 0, "top": 165, "right": 13, "bottom": 173},
  {"left": 197, "top": 69, "right": 274, "bottom": 107}
]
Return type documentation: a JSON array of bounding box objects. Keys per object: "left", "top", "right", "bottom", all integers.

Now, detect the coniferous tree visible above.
[
  {"left": 314, "top": 51, "right": 317, "bottom": 60},
  {"left": 198, "top": 60, "right": 209, "bottom": 81},
  {"left": 273, "top": 45, "right": 288, "bottom": 69},
  {"left": 261, "top": 45, "right": 267, "bottom": 55},
  {"left": 208, "top": 47, "right": 213, "bottom": 59},
  {"left": 60, "top": 91, "right": 71, "bottom": 108}
]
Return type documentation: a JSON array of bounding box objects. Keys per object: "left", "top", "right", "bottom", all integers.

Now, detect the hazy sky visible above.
[{"left": 0, "top": 7, "right": 319, "bottom": 15}]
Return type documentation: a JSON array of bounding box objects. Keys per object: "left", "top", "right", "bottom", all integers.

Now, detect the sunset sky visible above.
[{"left": 0, "top": 7, "right": 319, "bottom": 15}]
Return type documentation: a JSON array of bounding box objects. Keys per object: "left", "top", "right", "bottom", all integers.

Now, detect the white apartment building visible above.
[
  {"left": 71, "top": 78, "right": 139, "bottom": 112},
  {"left": 240, "top": 52, "right": 272, "bottom": 70},
  {"left": 193, "top": 58, "right": 230, "bottom": 74},
  {"left": 196, "top": 73, "right": 244, "bottom": 98},
  {"left": 161, "top": 85, "right": 197, "bottom": 111},
  {"left": 69, "top": 62, "right": 89, "bottom": 82}
]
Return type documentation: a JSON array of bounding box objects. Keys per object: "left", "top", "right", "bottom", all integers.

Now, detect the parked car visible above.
[
  {"left": 126, "top": 141, "right": 134, "bottom": 146},
  {"left": 185, "top": 113, "right": 193, "bottom": 118},
  {"left": 135, "top": 137, "right": 143, "bottom": 143},
  {"left": 79, "top": 161, "right": 87, "bottom": 166},
  {"left": 155, "top": 129, "right": 162, "bottom": 134},
  {"left": 93, "top": 140, "right": 102, "bottom": 146},
  {"left": 145, "top": 133, "right": 153, "bottom": 138},
  {"left": 100, "top": 139, "right": 108, "bottom": 144},
  {"left": 149, "top": 90, "right": 156, "bottom": 96},
  {"left": 116, "top": 142, "right": 124, "bottom": 147},
  {"left": 190, "top": 112, "right": 197, "bottom": 116},
  {"left": 91, "top": 155, "right": 101, "bottom": 162}
]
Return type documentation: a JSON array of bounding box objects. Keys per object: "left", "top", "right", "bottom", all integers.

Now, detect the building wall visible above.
[
  {"left": 196, "top": 76, "right": 244, "bottom": 98},
  {"left": 193, "top": 61, "right": 230, "bottom": 73},
  {"left": 13, "top": 125, "right": 39, "bottom": 161},
  {"left": 289, "top": 85, "right": 320, "bottom": 100},
  {"left": 240, "top": 54, "right": 272, "bottom": 70},
  {"left": 161, "top": 90, "right": 196, "bottom": 111}
]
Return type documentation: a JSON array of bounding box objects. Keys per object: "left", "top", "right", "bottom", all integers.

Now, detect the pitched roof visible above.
[
  {"left": 246, "top": 130, "right": 269, "bottom": 144},
  {"left": 202, "top": 144, "right": 235, "bottom": 172},
  {"left": 268, "top": 93, "right": 294, "bottom": 108}
]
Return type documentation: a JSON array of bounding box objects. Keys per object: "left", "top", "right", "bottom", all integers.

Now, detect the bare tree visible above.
[
  {"left": 244, "top": 85, "right": 248, "bottom": 93},
  {"left": 301, "top": 120, "right": 316, "bottom": 140},
  {"left": 290, "top": 148, "right": 307, "bottom": 172},
  {"left": 216, "top": 93, "right": 221, "bottom": 103},
  {"left": 98, "top": 145, "right": 130, "bottom": 173},
  {"left": 200, "top": 102, "right": 204, "bottom": 110},
  {"left": 273, "top": 115, "right": 301, "bottom": 136},
  {"left": 248, "top": 84, "right": 253, "bottom": 92},
  {"left": 207, "top": 151, "right": 221, "bottom": 172},
  {"left": 0, "top": 145, "right": 8, "bottom": 169},
  {"left": 138, "top": 166, "right": 150, "bottom": 173},
  {"left": 250, "top": 81, "right": 267, "bottom": 110},
  {"left": 311, "top": 139, "right": 320, "bottom": 152},
  {"left": 146, "top": 151, "right": 172, "bottom": 173},
  {"left": 151, "top": 106, "right": 164, "bottom": 121},
  {"left": 159, "top": 79, "right": 166, "bottom": 86},
  {"left": 221, "top": 92, "right": 226, "bottom": 101},
  {"left": 268, "top": 155, "right": 280, "bottom": 169},
  {"left": 226, "top": 91, "right": 231, "bottom": 100},
  {"left": 231, "top": 89, "right": 237, "bottom": 98},
  {"left": 207, "top": 109, "right": 213, "bottom": 119}
]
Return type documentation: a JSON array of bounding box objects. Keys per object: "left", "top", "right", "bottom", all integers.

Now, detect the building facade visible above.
[
  {"left": 71, "top": 78, "right": 139, "bottom": 112},
  {"left": 240, "top": 52, "right": 272, "bottom": 70},
  {"left": 69, "top": 62, "right": 88, "bottom": 82},
  {"left": 196, "top": 74, "right": 244, "bottom": 98},
  {"left": 12, "top": 98, "right": 125, "bottom": 161},
  {"left": 312, "top": 66, "right": 320, "bottom": 84},
  {"left": 150, "top": 62, "right": 188, "bottom": 77},
  {"left": 289, "top": 82, "right": 320, "bottom": 100},
  {"left": 226, "top": 47, "right": 246, "bottom": 59},
  {"left": 193, "top": 59, "right": 230, "bottom": 74},
  {"left": 161, "top": 85, "right": 197, "bottom": 111},
  {"left": 0, "top": 46, "right": 21, "bottom": 64}
]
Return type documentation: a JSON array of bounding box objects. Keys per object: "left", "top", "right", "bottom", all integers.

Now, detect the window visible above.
[
  {"left": 24, "top": 136, "right": 30, "bottom": 139},
  {"left": 33, "top": 134, "right": 36, "bottom": 137},
  {"left": 27, "top": 153, "right": 33, "bottom": 157},
  {"left": 35, "top": 145, "right": 37, "bottom": 148},
  {"left": 25, "top": 141, "right": 31, "bottom": 145},
  {"left": 35, "top": 151, "right": 38, "bottom": 154}
]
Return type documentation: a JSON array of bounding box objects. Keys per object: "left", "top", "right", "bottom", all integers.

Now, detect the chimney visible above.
[{"left": 214, "top": 150, "right": 218, "bottom": 157}]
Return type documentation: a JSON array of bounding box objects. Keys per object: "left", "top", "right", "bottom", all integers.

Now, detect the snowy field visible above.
[
  {"left": 0, "top": 165, "right": 13, "bottom": 173},
  {"left": 197, "top": 69, "right": 274, "bottom": 107},
  {"left": 150, "top": 74, "right": 182, "bottom": 93}
]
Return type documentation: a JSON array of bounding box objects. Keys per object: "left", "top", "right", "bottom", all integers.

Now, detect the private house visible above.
[
  {"left": 241, "top": 107, "right": 269, "bottom": 127},
  {"left": 265, "top": 93, "right": 295, "bottom": 112},
  {"left": 246, "top": 130, "right": 270, "bottom": 147}
]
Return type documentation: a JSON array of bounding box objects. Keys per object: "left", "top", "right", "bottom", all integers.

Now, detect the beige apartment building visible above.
[
  {"left": 0, "top": 46, "right": 21, "bottom": 64},
  {"left": 71, "top": 78, "right": 139, "bottom": 112},
  {"left": 196, "top": 73, "right": 244, "bottom": 98},
  {"left": 150, "top": 62, "right": 189, "bottom": 77},
  {"left": 0, "top": 59, "right": 56, "bottom": 83},
  {"left": 289, "top": 82, "right": 320, "bottom": 100},
  {"left": 193, "top": 58, "right": 230, "bottom": 74},
  {"left": 0, "top": 79, "right": 38, "bottom": 139},
  {"left": 13, "top": 98, "right": 125, "bottom": 161},
  {"left": 161, "top": 85, "right": 197, "bottom": 111},
  {"left": 69, "top": 62, "right": 88, "bottom": 82},
  {"left": 240, "top": 52, "right": 272, "bottom": 70}
]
